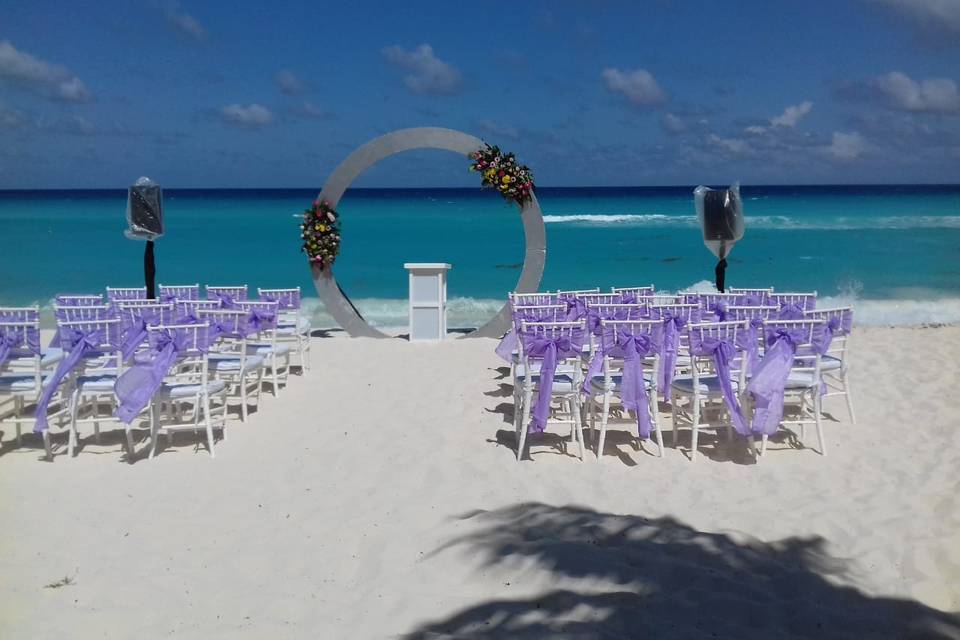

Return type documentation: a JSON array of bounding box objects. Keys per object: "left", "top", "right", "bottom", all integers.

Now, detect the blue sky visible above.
[{"left": 1, "top": 0, "right": 959, "bottom": 188}]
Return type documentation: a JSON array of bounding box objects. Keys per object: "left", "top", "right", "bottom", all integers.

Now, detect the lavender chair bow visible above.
[
  {"left": 610, "top": 326, "right": 659, "bottom": 438},
  {"left": 34, "top": 326, "right": 109, "bottom": 432},
  {"left": 245, "top": 307, "right": 277, "bottom": 333},
  {"left": 0, "top": 325, "right": 40, "bottom": 368},
  {"left": 521, "top": 328, "right": 585, "bottom": 434},
  {"left": 745, "top": 326, "right": 831, "bottom": 436},
  {"left": 689, "top": 333, "right": 750, "bottom": 436},
  {"left": 496, "top": 307, "right": 561, "bottom": 363},
  {"left": 658, "top": 312, "right": 691, "bottom": 397},
  {"left": 114, "top": 328, "right": 193, "bottom": 424},
  {"left": 561, "top": 296, "right": 587, "bottom": 322},
  {"left": 212, "top": 292, "right": 237, "bottom": 308},
  {"left": 777, "top": 303, "right": 805, "bottom": 320},
  {"left": 120, "top": 309, "right": 165, "bottom": 361}
]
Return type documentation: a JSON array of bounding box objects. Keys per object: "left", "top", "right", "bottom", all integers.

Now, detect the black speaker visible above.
[
  {"left": 701, "top": 188, "right": 739, "bottom": 241},
  {"left": 127, "top": 182, "right": 164, "bottom": 239}
]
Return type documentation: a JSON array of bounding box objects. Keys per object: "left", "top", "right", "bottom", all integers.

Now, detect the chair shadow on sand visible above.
[{"left": 403, "top": 503, "right": 960, "bottom": 639}]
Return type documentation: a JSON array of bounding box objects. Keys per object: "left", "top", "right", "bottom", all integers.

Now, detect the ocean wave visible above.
[{"left": 542, "top": 213, "right": 960, "bottom": 230}]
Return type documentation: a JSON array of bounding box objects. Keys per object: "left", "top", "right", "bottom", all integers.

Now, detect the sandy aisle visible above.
[{"left": 1, "top": 327, "right": 959, "bottom": 638}]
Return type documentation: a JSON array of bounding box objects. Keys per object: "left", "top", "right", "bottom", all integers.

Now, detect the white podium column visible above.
[{"left": 404, "top": 263, "right": 451, "bottom": 341}]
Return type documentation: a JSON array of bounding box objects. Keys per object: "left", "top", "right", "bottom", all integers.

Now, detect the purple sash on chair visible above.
[
  {"left": 495, "top": 328, "right": 519, "bottom": 363},
  {"left": 0, "top": 326, "right": 40, "bottom": 367},
  {"left": 708, "top": 301, "right": 728, "bottom": 321},
  {"left": 114, "top": 329, "right": 190, "bottom": 424},
  {"left": 34, "top": 327, "right": 107, "bottom": 432},
  {"left": 777, "top": 303, "right": 805, "bottom": 320},
  {"left": 561, "top": 296, "right": 587, "bottom": 321},
  {"left": 120, "top": 309, "right": 165, "bottom": 361},
  {"left": 613, "top": 326, "right": 659, "bottom": 439},
  {"left": 690, "top": 334, "right": 750, "bottom": 436},
  {"left": 745, "top": 326, "right": 831, "bottom": 435},
  {"left": 245, "top": 307, "right": 276, "bottom": 333},
  {"left": 737, "top": 318, "right": 765, "bottom": 376},
  {"left": 212, "top": 292, "right": 237, "bottom": 308},
  {"left": 521, "top": 328, "right": 585, "bottom": 434},
  {"left": 658, "top": 312, "right": 688, "bottom": 397}
]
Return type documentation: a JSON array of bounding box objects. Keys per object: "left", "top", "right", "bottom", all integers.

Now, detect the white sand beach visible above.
[{"left": 1, "top": 326, "right": 959, "bottom": 638}]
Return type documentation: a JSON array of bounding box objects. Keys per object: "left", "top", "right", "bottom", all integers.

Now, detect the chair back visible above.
[
  {"left": 116, "top": 301, "right": 175, "bottom": 327},
  {"left": 649, "top": 303, "right": 701, "bottom": 322},
  {"left": 234, "top": 301, "right": 280, "bottom": 341},
  {"left": 176, "top": 300, "right": 222, "bottom": 319},
  {"left": 556, "top": 287, "right": 600, "bottom": 296},
  {"left": 648, "top": 294, "right": 682, "bottom": 305},
  {"left": 577, "top": 293, "right": 626, "bottom": 305},
  {"left": 146, "top": 321, "right": 213, "bottom": 382},
  {"left": 54, "top": 304, "right": 113, "bottom": 323},
  {"left": 686, "top": 320, "right": 749, "bottom": 388},
  {"left": 769, "top": 292, "right": 817, "bottom": 311},
  {"left": 0, "top": 311, "right": 41, "bottom": 363},
  {"left": 56, "top": 294, "right": 103, "bottom": 307},
  {"left": 597, "top": 318, "right": 662, "bottom": 387},
  {"left": 611, "top": 285, "right": 655, "bottom": 298},
  {"left": 258, "top": 287, "right": 301, "bottom": 310},
  {"left": 509, "top": 292, "right": 557, "bottom": 307},
  {"left": 56, "top": 317, "right": 124, "bottom": 366},
  {"left": 804, "top": 307, "right": 853, "bottom": 363},
  {"left": 729, "top": 287, "right": 773, "bottom": 302},
  {"left": 207, "top": 285, "right": 248, "bottom": 303},
  {"left": 725, "top": 305, "right": 779, "bottom": 323},
  {"left": 760, "top": 318, "right": 827, "bottom": 379},
  {"left": 517, "top": 320, "right": 586, "bottom": 375},
  {"left": 158, "top": 284, "right": 200, "bottom": 301},
  {"left": 106, "top": 287, "right": 148, "bottom": 302}
]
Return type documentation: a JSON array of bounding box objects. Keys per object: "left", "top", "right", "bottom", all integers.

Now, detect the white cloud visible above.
[
  {"left": 708, "top": 133, "right": 750, "bottom": 155},
  {"left": 601, "top": 67, "right": 667, "bottom": 106},
  {"left": 872, "top": 71, "right": 960, "bottom": 113},
  {"left": 0, "top": 40, "right": 91, "bottom": 102},
  {"left": 661, "top": 112, "right": 686, "bottom": 133},
  {"left": 825, "top": 132, "right": 867, "bottom": 161},
  {"left": 161, "top": 1, "right": 206, "bottom": 40},
  {"left": 219, "top": 103, "right": 272, "bottom": 127},
  {"left": 771, "top": 100, "right": 813, "bottom": 127},
  {"left": 275, "top": 70, "right": 303, "bottom": 95},
  {"left": 381, "top": 44, "right": 462, "bottom": 95},
  {"left": 297, "top": 101, "right": 328, "bottom": 119},
  {"left": 867, "top": 0, "right": 960, "bottom": 37}
]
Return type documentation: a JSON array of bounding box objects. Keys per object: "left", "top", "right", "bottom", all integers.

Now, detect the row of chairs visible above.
[
  {"left": 506, "top": 286, "right": 854, "bottom": 463},
  {"left": 0, "top": 286, "right": 313, "bottom": 460}
]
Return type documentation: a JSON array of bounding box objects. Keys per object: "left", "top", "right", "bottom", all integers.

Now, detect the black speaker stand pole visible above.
[{"left": 144, "top": 240, "right": 156, "bottom": 299}]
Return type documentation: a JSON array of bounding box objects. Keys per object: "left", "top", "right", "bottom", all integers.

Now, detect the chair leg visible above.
[
  {"left": 149, "top": 402, "right": 160, "bottom": 459},
  {"left": 690, "top": 398, "right": 700, "bottom": 462},
  {"left": 203, "top": 394, "right": 215, "bottom": 458},
  {"left": 271, "top": 354, "right": 279, "bottom": 397},
  {"left": 651, "top": 394, "right": 664, "bottom": 458},
  {"left": 42, "top": 429, "right": 52, "bottom": 460},
  {"left": 68, "top": 389, "right": 80, "bottom": 458},
  {"left": 573, "top": 397, "right": 585, "bottom": 461},
  {"left": 240, "top": 375, "right": 248, "bottom": 422},
  {"left": 842, "top": 370, "right": 856, "bottom": 424},
  {"left": 93, "top": 397, "right": 101, "bottom": 445},
  {"left": 597, "top": 393, "right": 610, "bottom": 460},
  {"left": 760, "top": 433, "right": 768, "bottom": 456},
  {"left": 670, "top": 392, "right": 679, "bottom": 448},
  {"left": 15, "top": 396, "right": 23, "bottom": 446},
  {"left": 517, "top": 388, "right": 532, "bottom": 461},
  {"left": 124, "top": 426, "right": 135, "bottom": 461},
  {"left": 814, "top": 390, "right": 826, "bottom": 456}
]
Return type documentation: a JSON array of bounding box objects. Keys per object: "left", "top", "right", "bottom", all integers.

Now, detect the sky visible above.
[{"left": 1, "top": 0, "right": 959, "bottom": 188}]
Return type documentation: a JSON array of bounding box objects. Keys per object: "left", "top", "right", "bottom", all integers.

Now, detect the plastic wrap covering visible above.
[
  {"left": 693, "top": 183, "right": 744, "bottom": 292},
  {"left": 125, "top": 176, "right": 164, "bottom": 240}
]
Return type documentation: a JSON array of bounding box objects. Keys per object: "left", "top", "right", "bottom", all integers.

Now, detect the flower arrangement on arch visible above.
[
  {"left": 468, "top": 143, "right": 535, "bottom": 206},
  {"left": 301, "top": 199, "right": 341, "bottom": 268}
]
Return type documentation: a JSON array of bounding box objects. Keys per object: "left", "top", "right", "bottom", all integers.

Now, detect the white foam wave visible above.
[{"left": 542, "top": 213, "right": 960, "bottom": 230}]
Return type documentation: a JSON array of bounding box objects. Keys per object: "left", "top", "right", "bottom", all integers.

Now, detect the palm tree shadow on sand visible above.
[{"left": 403, "top": 503, "right": 959, "bottom": 639}]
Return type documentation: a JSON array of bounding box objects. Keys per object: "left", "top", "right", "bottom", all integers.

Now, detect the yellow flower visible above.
[
  {"left": 501, "top": 175, "right": 510, "bottom": 183},
  {"left": 319, "top": 224, "right": 326, "bottom": 232},
  {"left": 314, "top": 224, "right": 320, "bottom": 230}
]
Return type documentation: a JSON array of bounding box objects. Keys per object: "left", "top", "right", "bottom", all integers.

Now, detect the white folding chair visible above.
[
  {"left": 584, "top": 318, "right": 664, "bottom": 459},
  {"left": 611, "top": 285, "right": 655, "bottom": 298},
  {"left": 670, "top": 321, "right": 748, "bottom": 461},
  {"left": 198, "top": 309, "right": 265, "bottom": 422},
  {"left": 805, "top": 307, "right": 855, "bottom": 423},
  {"left": 158, "top": 284, "right": 200, "bottom": 301},
  {"left": 769, "top": 292, "right": 818, "bottom": 311},
  {"left": 106, "top": 287, "right": 148, "bottom": 302},
  {"left": 235, "top": 300, "right": 289, "bottom": 396},
  {"left": 259, "top": 287, "right": 311, "bottom": 372},
  {"left": 146, "top": 322, "right": 229, "bottom": 459},
  {"left": 514, "top": 320, "right": 587, "bottom": 461},
  {"left": 207, "top": 285, "right": 249, "bottom": 303},
  {"left": 751, "top": 318, "right": 828, "bottom": 457}
]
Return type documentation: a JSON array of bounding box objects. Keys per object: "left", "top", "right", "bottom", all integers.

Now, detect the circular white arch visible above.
[{"left": 311, "top": 127, "right": 546, "bottom": 338}]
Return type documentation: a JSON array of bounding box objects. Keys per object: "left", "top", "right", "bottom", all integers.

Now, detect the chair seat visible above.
[
  {"left": 671, "top": 374, "right": 741, "bottom": 395},
  {"left": 41, "top": 347, "right": 65, "bottom": 367},
  {"left": 277, "top": 317, "right": 310, "bottom": 336},
  {"left": 0, "top": 373, "right": 52, "bottom": 392},
  {"left": 515, "top": 372, "right": 578, "bottom": 392},
  {"left": 159, "top": 379, "right": 227, "bottom": 399},
  {"left": 208, "top": 354, "right": 264, "bottom": 373},
  {"left": 515, "top": 363, "right": 577, "bottom": 377},
  {"left": 784, "top": 371, "right": 821, "bottom": 389},
  {"left": 588, "top": 374, "right": 654, "bottom": 393},
  {"left": 76, "top": 374, "right": 117, "bottom": 392},
  {"left": 245, "top": 344, "right": 292, "bottom": 356},
  {"left": 819, "top": 355, "right": 842, "bottom": 372}
]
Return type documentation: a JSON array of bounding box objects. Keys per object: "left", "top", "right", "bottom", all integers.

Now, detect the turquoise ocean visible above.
[{"left": 1, "top": 185, "right": 959, "bottom": 327}]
